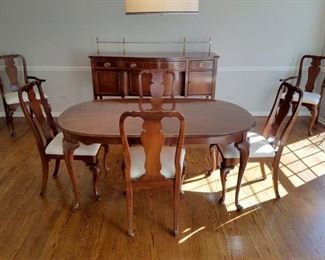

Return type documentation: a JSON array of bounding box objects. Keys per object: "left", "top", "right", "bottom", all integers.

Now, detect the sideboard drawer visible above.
[
  {"left": 190, "top": 60, "right": 214, "bottom": 70},
  {"left": 95, "top": 59, "right": 119, "bottom": 69},
  {"left": 122, "top": 61, "right": 185, "bottom": 70}
]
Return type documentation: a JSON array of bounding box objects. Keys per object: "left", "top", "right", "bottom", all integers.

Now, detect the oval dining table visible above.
[{"left": 58, "top": 98, "right": 256, "bottom": 211}]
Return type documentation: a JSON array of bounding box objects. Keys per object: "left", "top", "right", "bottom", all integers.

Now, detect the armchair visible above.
[{"left": 280, "top": 55, "right": 325, "bottom": 135}]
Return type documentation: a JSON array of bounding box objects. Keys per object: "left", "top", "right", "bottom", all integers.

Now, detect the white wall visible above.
[
  {"left": 0, "top": 0, "right": 5, "bottom": 52},
  {"left": 1, "top": 0, "right": 325, "bottom": 117}
]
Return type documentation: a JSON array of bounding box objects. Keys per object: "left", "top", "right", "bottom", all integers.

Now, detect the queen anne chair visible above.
[
  {"left": 210, "top": 82, "right": 303, "bottom": 211},
  {"left": 280, "top": 55, "right": 325, "bottom": 135},
  {"left": 0, "top": 54, "right": 48, "bottom": 136},
  {"left": 119, "top": 69, "right": 186, "bottom": 237},
  {"left": 119, "top": 107, "right": 186, "bottom": 237},
  {"left": 18, "top": 80, "right": 103, "bottom": 210}
]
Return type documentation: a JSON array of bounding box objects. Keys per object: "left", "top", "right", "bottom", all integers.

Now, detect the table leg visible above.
[
  {"left": 234, "top": 134, "right": 250, "bottom": 211},
  {"left": 63, "top": 137, "right": 80, "bottom": 212}
]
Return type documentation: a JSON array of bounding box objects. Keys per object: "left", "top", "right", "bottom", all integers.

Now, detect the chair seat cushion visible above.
[
  {"left": 129, "top": 146, "right": 186, "bottom": 179},
  {"left": 4, "top": 90, "right": 48, "bottom": 105},
  {"left": 219, "top": 132, "right": 275, "bottom": 159},
  {"left": 45, "top": 132, "right": 101, "bottom": 156},
  {"left": 281, "top": 91, "right": 320, "bottom": 105}
]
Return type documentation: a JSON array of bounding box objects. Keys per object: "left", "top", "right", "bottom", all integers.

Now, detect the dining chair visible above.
[
  {"left": 280, "top": 55, "right": 325, "bottom": 135},
  {"left": 18, "top": 80, "right": 103, "bottom": 209},
  {"left": 210, "top": 82, "right": 303, "bottom": 211},
  {"left": 119, "top": 98, "right": 186, "bottom": 237},
  {"left": 0, "top": 54, "right": 48, "bottom": 136}
]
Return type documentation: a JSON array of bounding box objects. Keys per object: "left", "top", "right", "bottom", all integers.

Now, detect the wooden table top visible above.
[{"left": 58, "top": 99, "right": 255, "bottom": 143}]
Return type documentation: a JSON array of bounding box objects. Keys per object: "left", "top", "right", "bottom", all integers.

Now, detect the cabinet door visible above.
[
  {"left": 95, "top": 70, "right": 120, "bottom": 95},
  {"left": 128, "top": 71, "right": 184, "bottom": 96},
  {"left": 188, "top": 71, "right": 213, "bottom": 96}
]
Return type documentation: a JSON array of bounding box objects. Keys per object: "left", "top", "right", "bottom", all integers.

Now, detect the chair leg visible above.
[
  {"left": 126, "top": 187, "right": 134, "bottom": 237},
  {"left": 316, "top": 102, "right": 321, "bottom": 124},
  {"left": 272, "top": 159, "right": 281, "bottom": 199},
  {"left": 181, "top": 161, "right": 186, "bottom": 196},
  {"left": 52, "top": 159, "right": 60, "bottom": 178},
  {"left": 308, "top": 105, "right": 318, "bottom": 136},
  {"left": 40, "top": 160, "right": 49, "bottom": 196},
  {"left": 103, "top": 144, "right": 110, "bottom": 174},
  {"left": 87, "top": 161, "right": 101, "bottom": 201},
  {"left": 174, "top": 185, "right": 181, "bottom": 236},
  {"left": 259, "top": 162, "right": 267, "bottom": 180},
  {"left": 8, "top": 108, "right": 15, "bottom": 137},
  {"left": 219, "top": 164, "right": 232, "bottom": 204}
]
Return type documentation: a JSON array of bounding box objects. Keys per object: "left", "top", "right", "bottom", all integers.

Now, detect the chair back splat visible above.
[
  {"left": 295, "top": 55, "right": 325, "bottom": 92},
  {"left": 263, "top": 82, "right": 303, "bottom": 151},
  {"left": 120, "top": 109, "right": 185, "bottom": 183},
  {"left": 138, "top": 69, "right": 177, "bottom": 111},
  {"left": 0, "top": 54, "right": 28, "bottom": 91},
  {"left": 18, "top": 81, "right": 58, "bottom": 154}
]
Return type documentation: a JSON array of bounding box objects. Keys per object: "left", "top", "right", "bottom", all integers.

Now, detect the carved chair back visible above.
[
  {"left": 138, "top": 70, "right": 176, "bottom": 111},
  {"left": 295, "top": 55, "right": 325, "bottom": 92},
  {"left": 262, "top": 82, "right": 303, "bottom": 155},
  {"left": 18, "top": 81, "right": 58, "bottom": 156},
  {"left": 119, "top": 108, "right": 185, "bottom": 184},
  {"left": 0, "top": 54, "right": 28, "bottom": 96}
]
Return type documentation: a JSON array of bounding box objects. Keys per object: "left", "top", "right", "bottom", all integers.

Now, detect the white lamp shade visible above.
[{"left": 125, "top": 0, "right": 199, "bottom": 14}]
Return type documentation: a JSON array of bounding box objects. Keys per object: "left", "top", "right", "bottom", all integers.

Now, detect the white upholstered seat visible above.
[
  {"left": 281, "top": 91, "right": 320, "bottom": 105},
  {"left": 219, "top": 131, "right": 275, "bottom": 159},
  {"left": 4, "top": 90, "right": 48, "bottom": 105},
  {"left": 129, "top": 145, "right": 186, "bottom": 179},
  {"left": 45, "top": 132, "right": 101, "bottom": 156}
]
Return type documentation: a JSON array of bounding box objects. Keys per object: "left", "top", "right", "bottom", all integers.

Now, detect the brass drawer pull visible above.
[
  {"left": 129, "top": 63, "right": 137, "bottom": 68},
  {"left": 104, "top": 62, "right": 111, "bottom": 67},
  {"left": 198, "top": 62, "right": 205, "bottom": 68}
]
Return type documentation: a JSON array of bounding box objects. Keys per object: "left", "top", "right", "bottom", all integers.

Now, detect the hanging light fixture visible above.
[{"left": 125, "top": 0, "right": 199, "bottom": 14}]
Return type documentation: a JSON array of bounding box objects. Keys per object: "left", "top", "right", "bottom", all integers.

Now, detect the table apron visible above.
[{"left": 62, "top": 132, "right": 244, "bottom": 146}]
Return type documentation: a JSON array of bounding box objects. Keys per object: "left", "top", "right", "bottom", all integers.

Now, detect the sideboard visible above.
[{"left": 89, "top": 52, "right": 219, "bottom": 99}]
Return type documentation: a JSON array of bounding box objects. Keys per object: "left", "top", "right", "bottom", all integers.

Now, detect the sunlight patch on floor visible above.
[
  {"left": 183, "top": 163, "right": 288, "bottom": 211},
  {"left": 178, "top": 226, "right": 206, "bottom": 244},
  {"left": 280, "top": 132, "right": 325, "bottom": 188},
  {"left": 182, "top": 133, "right": 324, "bottom": 212}
]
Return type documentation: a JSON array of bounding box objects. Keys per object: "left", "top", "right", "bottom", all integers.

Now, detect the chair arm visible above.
[
  {"left": 27, "top": 76, "right": 46, "bottom": 83},
  {"left": 279, "top": 76, "right": 298, "bottom": 83}
]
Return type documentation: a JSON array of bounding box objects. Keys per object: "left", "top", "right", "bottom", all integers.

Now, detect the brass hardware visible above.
[
  {"left": 129, "top": 63, "right": 137, "bottom": 68},
  {"left": 96, "top": 36, "right": 212, "bottom": 55},
  {"left": 104, "top": 62, "right": 111, "bottom": 67},
  {"left": 198, "top": 62, "right": 204, "bottom": 68}
]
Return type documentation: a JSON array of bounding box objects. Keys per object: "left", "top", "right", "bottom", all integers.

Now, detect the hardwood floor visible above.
[{"left": 0, "top": 117, "right": 324, "bottom": 259}]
